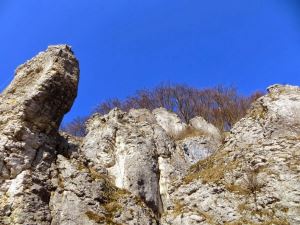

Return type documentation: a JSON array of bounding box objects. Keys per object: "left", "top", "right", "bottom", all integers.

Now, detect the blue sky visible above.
[{"left": 1, "top": 1, "right": 300, "bottom": 123}]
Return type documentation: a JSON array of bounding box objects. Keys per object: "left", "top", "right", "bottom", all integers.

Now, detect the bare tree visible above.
[
  {"left": 61, "top": 116, "right": 88, "bottom": 137},
  {"left": 94, "top": 98, "right": 123, "bottom": 115},
  {"left": 242, "top": 168, "right": 265, "bottom": 210},
  {"left": 64, "top": 83, "right": 264, "bottom": 136}
]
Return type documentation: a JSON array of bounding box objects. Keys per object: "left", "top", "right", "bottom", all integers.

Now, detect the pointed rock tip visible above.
[
  {"left": 267, "top": 84, "right": 300, "bottom": 94},
  {"left": 47, "top": 44, "right": 74, "bottom": 53}
]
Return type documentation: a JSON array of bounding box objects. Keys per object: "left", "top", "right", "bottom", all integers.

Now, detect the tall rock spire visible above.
[{"left": 0, "top": 45, "right": 79, "bottom": 225}]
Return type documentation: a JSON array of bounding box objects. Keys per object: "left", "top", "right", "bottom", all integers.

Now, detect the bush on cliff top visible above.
[{"left": 62, "top": 83, "right": 263, "bottom": 136}]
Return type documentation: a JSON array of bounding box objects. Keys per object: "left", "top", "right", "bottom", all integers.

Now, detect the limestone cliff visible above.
[
  {"left": 0, "top": 46, "right": 299, "bottom": 225},
  {"left": 161, "top": 85, "right": 300, "bottom": 225},
  {"left": 0, "top": 45, "right": 79, "bottom": 225}
]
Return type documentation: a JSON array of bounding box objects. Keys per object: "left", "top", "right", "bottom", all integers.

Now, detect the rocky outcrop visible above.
[
  {"left": 50, "top": 154, "right": 157, "bottom": 225},
  {"left": 152, "top": 108, "right": 188, "bottom": 137},
  {"left": 161, "top": 84, "right": 300, "bottom": 225},
  {"left": 81, "top": 108, "right": 186, "bottom": 215},
  {"left": 153, "top": 108, "right": 221, "bottom": 164},
  {"left": 0, "top": 46, "right": 157, "bottom": 225},
  {"left": 0, "top": 45, "right": 79, "bottom": 225},
  {"left": 1, "top": 46, "right": 299, "bottom": 225}
]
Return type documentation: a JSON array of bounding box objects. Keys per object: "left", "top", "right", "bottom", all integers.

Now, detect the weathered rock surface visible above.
[
  {"left": 81, "top": 108, "right": 186, "bottom": 215},
  {"left": 153, "top": 107, "right": 221, "bottom": 164},
  {"left": 0, "top": 46, "right": 158, "bottom": 225},
  {"left": 161, "top": 84, "right": 300, "bottom": 225},
  {"left": 50, "top": 155, "right": 157, "bottom": 225},
  {"left": 81, "top": 106, "right": 221, "bottom": 214},
  {"left": 0, "top": 45, "right": 79, "bottom": 225},
  {"left": 152, "top": 108, "right": 187, "bottom": 137},
  {"left": 1, "top": 46, "right": 299, "bottom": 225}
]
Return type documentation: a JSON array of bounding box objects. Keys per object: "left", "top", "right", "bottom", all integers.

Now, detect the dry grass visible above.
[
  {"left": 224, "top": 218, "right": 290, "bottom": 225},
  {"left": 89, "top": 167, "right": 109, "bottom": 181},
  {"left": 173, "top": 126, "right": 206, "bottom": 140},
  {"left": 286, "top": 148, "right": 300, "bottom": 172},
  {"left": 171, "top": 201, "right": 216, "bottom": 224},
  {"left": 197, "top": 211, "right": 215, "bottom": 224},
  {"left": 225, "top": 184, "right": 251, "bottom": 195},
  {"left": 242, "top": 168, "right": 265, "bottom": 210},
  {"left": 85, "top": 211, "right": 106, "bottom": 223},
  {"left": 249, "top": 102, "right": 268, "bottom": 120},
  {"left": 251, "top": 209, "right": 275, "bottom": 218},
  {"left": 75, "top": 162, "right": 129, "bottom": 224},
  {"left": 184, "top": 150, "right": 237, "bottom": 184},
  {"left": 173, "top": 201, "right": 185, "bottom": 216},
  {"left": 237, "top": 203, "right": 250, "bottom": 212},
  {"left": 57, "top": 174, "right": 65, "bottom": 188},
  {"left": 85, "top": 188, "right": 128, "bottom": 224}
]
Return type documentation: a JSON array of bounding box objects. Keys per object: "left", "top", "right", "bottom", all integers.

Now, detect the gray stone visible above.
[
  {"left": 0, "top": 45, "right": 79, "bottom": 225},
  {"left": 161, "top": 84, "right": 300, "bottom": 225},
  {"left": 1, "top": 46, "right": 299, "bottom": 225}
]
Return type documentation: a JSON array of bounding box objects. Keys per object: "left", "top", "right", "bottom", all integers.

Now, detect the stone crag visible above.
[
  {"left": 0, "top": 45, "right": 79, "bottom": 225},
  {"left": 161, "top": 85, "right": 300, "bottom": 225},
  {"left": 0, "top": 46, "right": 299, "bottom": 225}
]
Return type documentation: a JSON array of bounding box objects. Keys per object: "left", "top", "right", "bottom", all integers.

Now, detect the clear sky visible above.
[{"left": 1, "top": 1, "right": 300, "bottom": 122}]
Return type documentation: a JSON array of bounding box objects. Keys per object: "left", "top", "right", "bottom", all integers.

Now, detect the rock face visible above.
[
  {"left": 0, "top": 46, "right": 299, "bottom": 225},
  {"left": 81, "top": 107, "right": 221, "bottom": 215},
  {"left": 0, "top": 46, "right": 157, "bottom": 225},
  {"left": 153, "top": 108, "right": 221, "bottom": 164},
  {"left": 152, "top": 108, "right": 188, "bottom": 137},
  {"left": 81, "top": 108, "right": 181, "bottom": 215},
  {"left": 0, "top": 45, "right": 79, "bottom": 225},
  {"left": 161, "top": 84, "right": 300, "bottom": 225}
]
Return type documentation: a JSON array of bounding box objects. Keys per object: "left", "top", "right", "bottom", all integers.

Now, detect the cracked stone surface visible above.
[
  {"left": 161, "top": 84, "right": 300, "bottom": 225},
  {"left": 0, "top": 45, "right": 79, "bottom": 225}
]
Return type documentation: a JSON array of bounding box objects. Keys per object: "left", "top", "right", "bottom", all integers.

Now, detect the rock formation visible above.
[
  {"left": 0, "top": 45, "right": 79, "bottom": 225},
  {"left": 0, "top": 46, "right": 299, "bottom": 225},
  {"left": 161, "top": 84, "right": 300, "bottom": 224},
  {"left": 81, "top": 107, "right": 220, "bottom": 216}
]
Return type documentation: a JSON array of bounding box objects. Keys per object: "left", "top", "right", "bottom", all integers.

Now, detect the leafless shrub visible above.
[
  {"left": 60, "top": 116, "right": 88, "bottom": 137},
  {"left": 63, "top": 83, "right": 264, "bottom": 136},
  {"left": 94, "top": 98, "right": 123, "bottom": 115},
  {"left": 242, "top": 168, "right": 265, "bottom": 209},
  {"left": 95, "top": 84, "right": 263, "bottom": 130}
]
